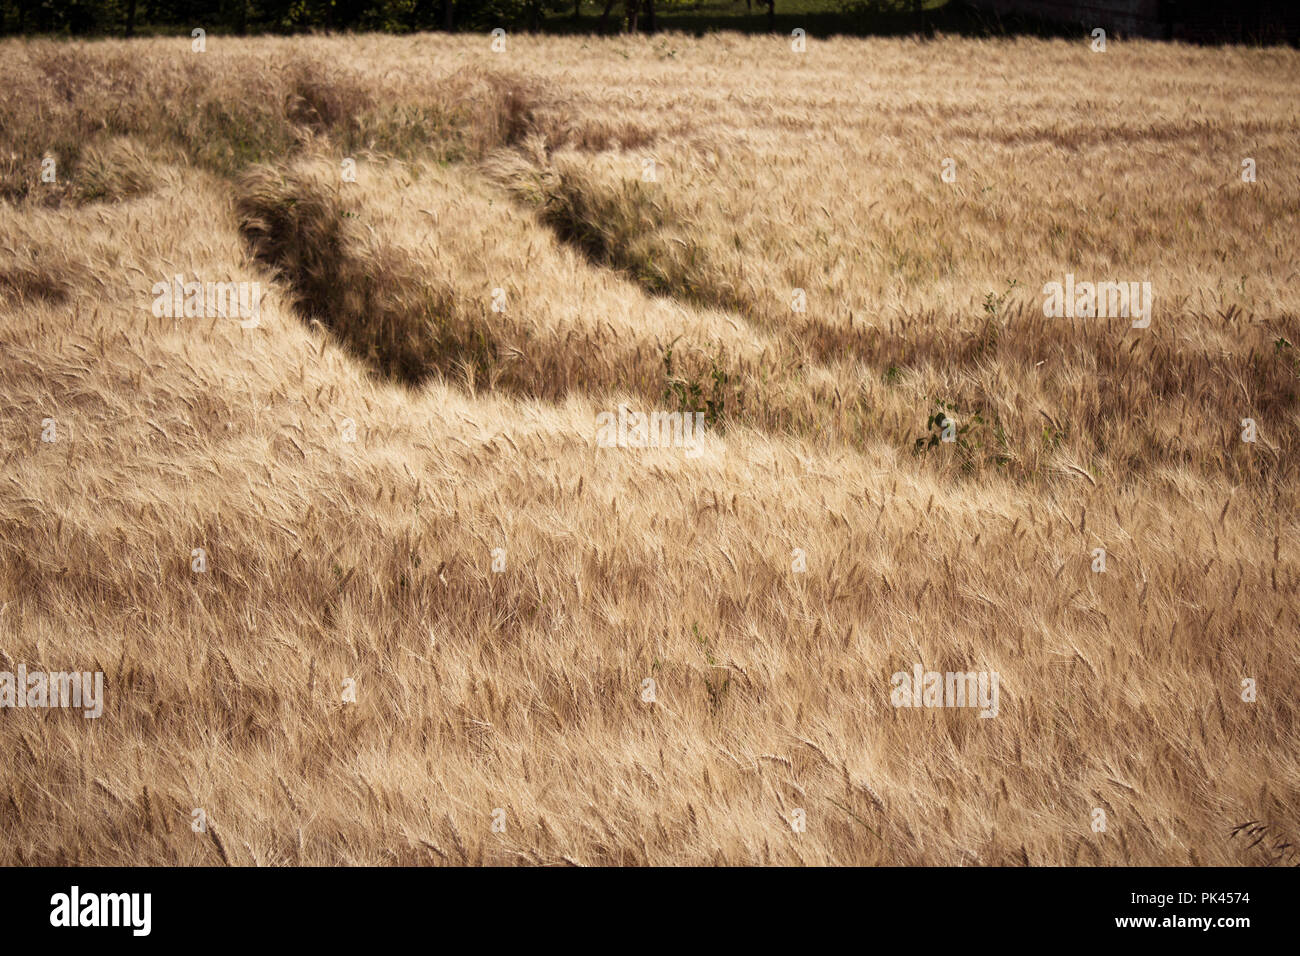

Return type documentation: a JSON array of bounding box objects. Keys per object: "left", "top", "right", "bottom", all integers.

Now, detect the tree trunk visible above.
[
  {"left": 644, "top": 0, "right": 655, "bottom": 32},
  {"left": 125, "top": 0, "right": 137, "bottom": 37},
  {"left": 767, "top": 0, "right": 774, "bottom": 32},
  {"left": 573, "top": 0, "right": 582, "bottom": 22},
  {"left": 627, "top": 0, "right": 639, "bottom": 33},
  {"left": 600, "top": 0, "right": 616, "bottom": 33},
  {"left": 444, "top": 0, "right": 454, "bottom": 31}
]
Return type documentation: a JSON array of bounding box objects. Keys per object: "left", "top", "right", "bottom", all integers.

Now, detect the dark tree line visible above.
[{"left": 0, "top": 0, "right": 670, "bottom": 35}]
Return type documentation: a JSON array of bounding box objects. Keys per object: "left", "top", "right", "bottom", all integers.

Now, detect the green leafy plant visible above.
[
  {"left": 693, "top": 622, "right": 730, "bottom": 715},
  {"left": 662, "top": 342, "right": 731, "bottom": 429},
  {"left": 914, "top": 398, "right": 1011, "bottom": 473}
]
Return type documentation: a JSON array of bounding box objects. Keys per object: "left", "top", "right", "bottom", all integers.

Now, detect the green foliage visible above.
[
  {"left": 982, "top": 278, "right": 1019, "bottom": 319},
  {"left": 0, "top": 0, "right": 572, "bottom": 36},
  {"left": 692, "top": 622, "right": 730, "bottom": 715},
  {"left": 913, "top": 398, "right": 959, "bottom": 453},
  {"left": 835, "top": 0, "right": 915, "bottom": 14},
  {"left": 662, "top": 341, "right": 731, "bottom": 429},
  {"left": 969, "top": 278, "right": 1018, "bottom": 359},
  {"left": 913, "top": 398, "right": 1011, "bottom": 473}
]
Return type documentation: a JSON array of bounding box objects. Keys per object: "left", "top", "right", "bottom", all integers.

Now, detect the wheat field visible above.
[{"left": 0, "top": 30, "right": 1297, "bottom": 866}]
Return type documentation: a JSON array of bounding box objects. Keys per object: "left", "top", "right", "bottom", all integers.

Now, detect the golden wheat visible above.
[{"left": 0, "top": 31, "right": 1297, "bottom": 866}]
